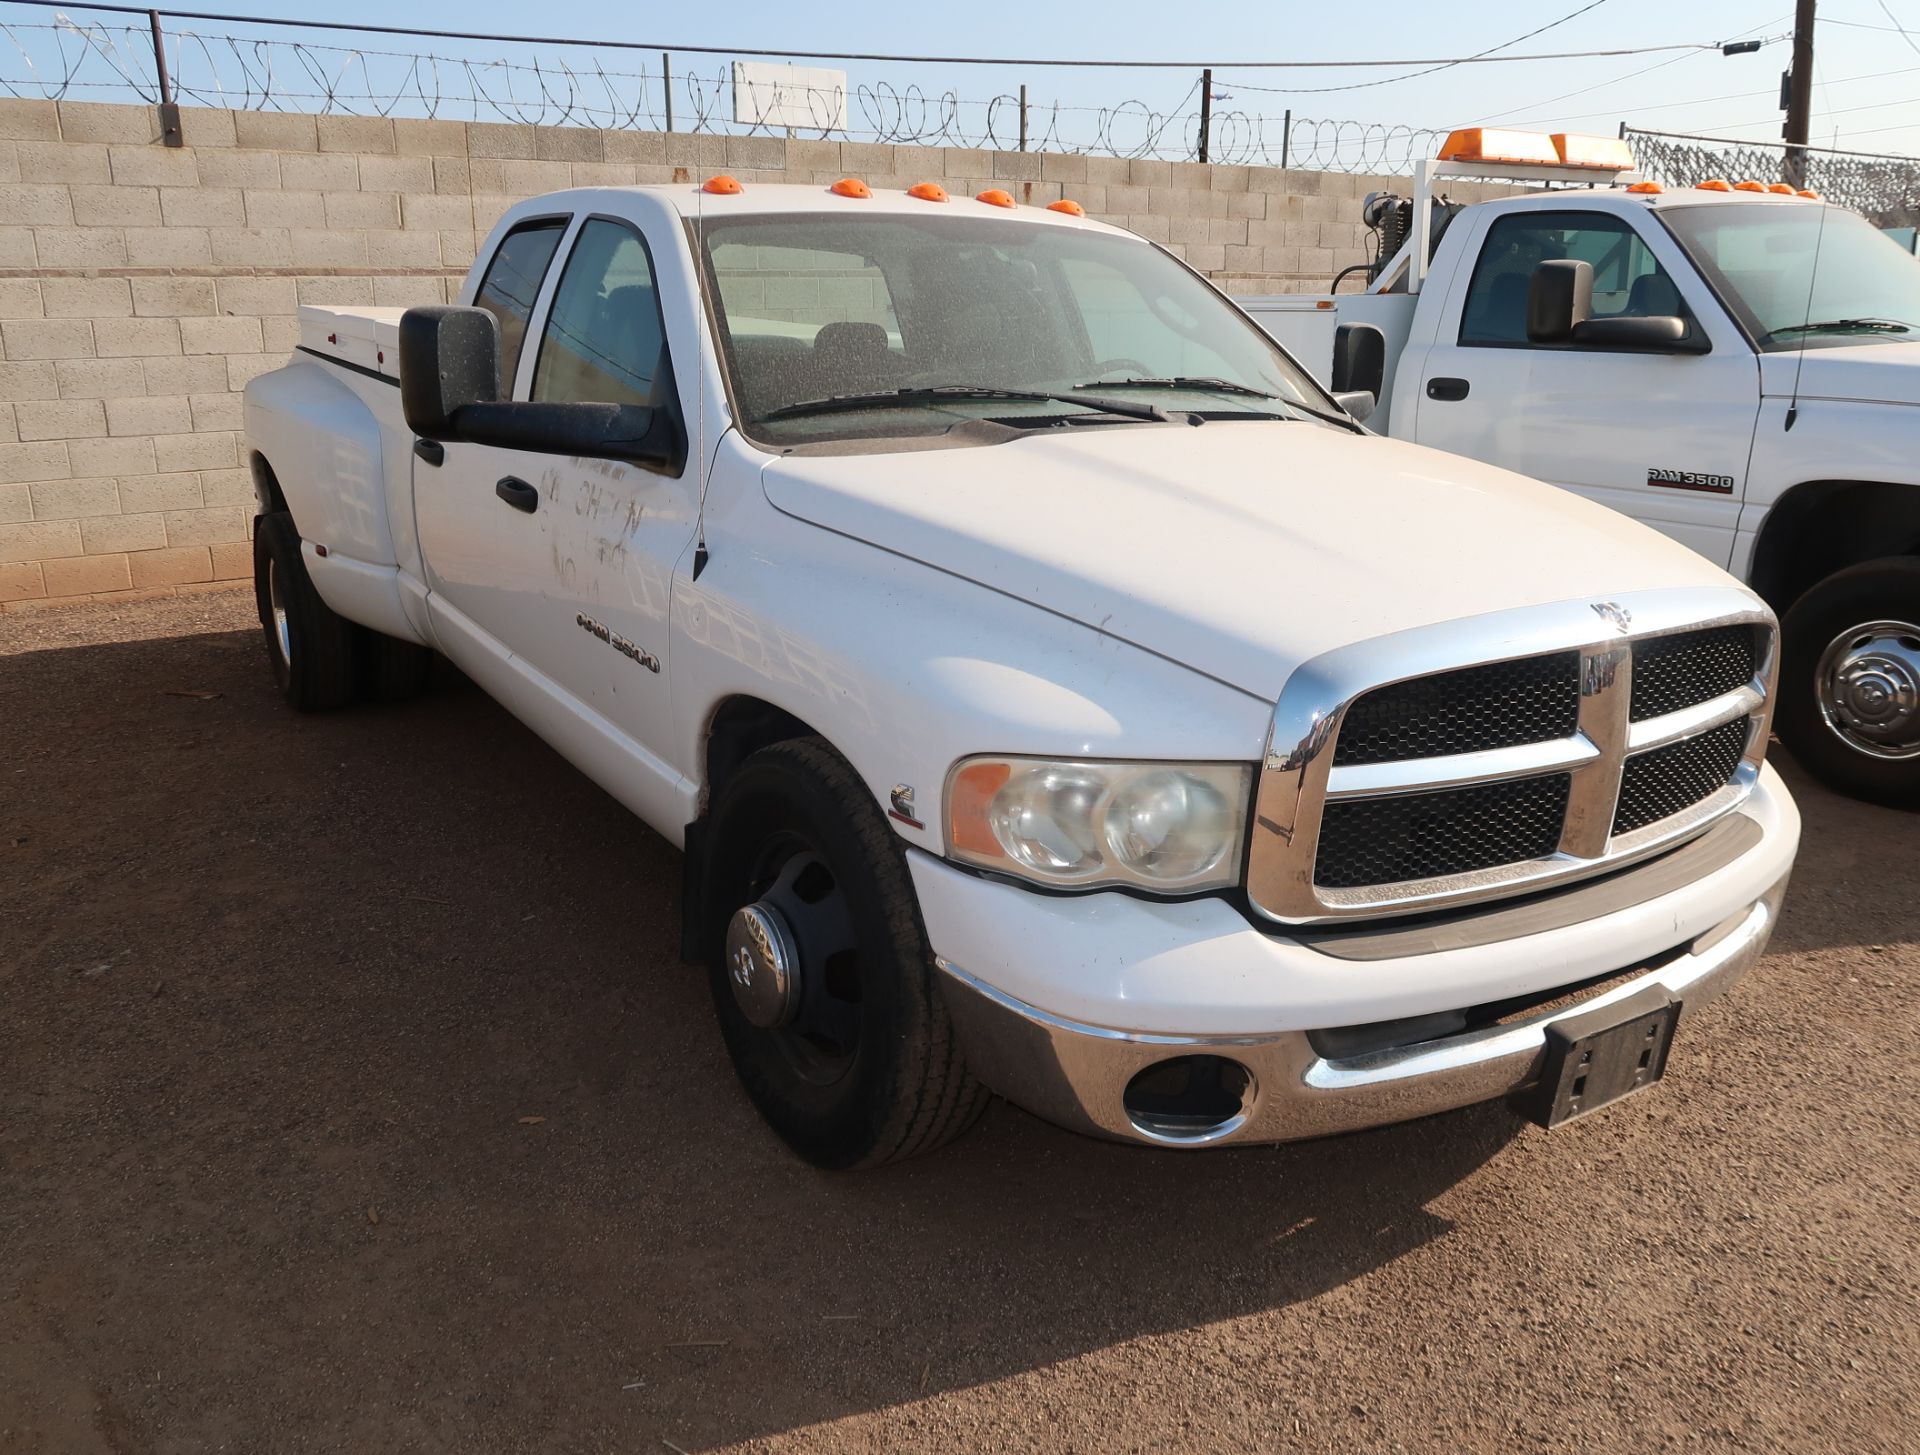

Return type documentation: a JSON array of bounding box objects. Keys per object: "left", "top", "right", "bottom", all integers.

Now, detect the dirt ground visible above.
[{"left": 1, "top": 590, "right": 1916, "bottom": 1454}]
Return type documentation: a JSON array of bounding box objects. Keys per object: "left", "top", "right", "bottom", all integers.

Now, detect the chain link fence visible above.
[
  {"left": 1627, "top": 128, "right": 1920, "bottom": 228},
  {"left": 0, "top": 5, "right": 1444, "bottom": 173}
]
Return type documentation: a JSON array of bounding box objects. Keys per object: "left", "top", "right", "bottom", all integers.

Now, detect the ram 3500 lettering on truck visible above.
[
  {"left": 243, "top": 176, "right": 1800, "bottom": 1167},
  {"left": 1247, "top": 128, "right": 1920, "bottom": 809}
]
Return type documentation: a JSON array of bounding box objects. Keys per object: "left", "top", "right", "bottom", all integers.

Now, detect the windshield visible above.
[
  {"left": 696, "top": 212, "right": 1330, "bottom": 445},
  {"left": 1660, "top": 203, "right": 1920, "bottom": 350}
]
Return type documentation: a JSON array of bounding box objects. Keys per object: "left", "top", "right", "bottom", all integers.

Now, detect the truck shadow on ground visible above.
[{"left": 0, "top": 624, "right": 1908, "bottom": 1450}]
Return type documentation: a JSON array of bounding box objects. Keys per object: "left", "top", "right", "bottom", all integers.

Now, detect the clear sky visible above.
[{"left": 4, "top": 0, "right": 1918, "bottom": 160}]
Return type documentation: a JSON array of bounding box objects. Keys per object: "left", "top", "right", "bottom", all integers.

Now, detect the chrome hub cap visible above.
[
  {"left": 268, "top": 558, "right": 291, "bottom": 665},
  {"left": 725, "top": 902, "right": 800, "bottom": 1029},
  {"left": 1816, "top": 619, "right": 1920, "bottom": 760}
]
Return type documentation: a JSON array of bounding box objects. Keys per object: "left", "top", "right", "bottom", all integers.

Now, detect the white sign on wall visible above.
[{"left": 732, "top": 61, "right": 849, "bottom": 132}]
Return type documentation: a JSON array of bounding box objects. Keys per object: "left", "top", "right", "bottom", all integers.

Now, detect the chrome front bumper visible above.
[{"left": 936, "top": 872, "right": 1790, "bottom": 1148}]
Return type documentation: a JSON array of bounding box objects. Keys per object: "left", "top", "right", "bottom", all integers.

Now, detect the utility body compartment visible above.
[{"left": 298, "top": 304, "right": 405, "bottom": 378}]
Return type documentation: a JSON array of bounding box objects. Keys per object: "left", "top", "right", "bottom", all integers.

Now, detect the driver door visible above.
[
  {"left": 1411, "top": 207, "right": 1761, "bottom": 565},
  {"left": 417, "top": 208, "right": 700, "bottom": 783}
]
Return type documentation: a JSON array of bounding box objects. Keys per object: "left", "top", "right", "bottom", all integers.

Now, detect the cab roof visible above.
[
  {"left": 1492, "top": 184, "right": 1826, "bottom": 214},
  {"left": 649, "top": 180, "right": 1131, "bottom": 232}
]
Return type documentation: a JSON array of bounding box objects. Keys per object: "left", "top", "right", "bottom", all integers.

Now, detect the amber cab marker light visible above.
[
  {"left": 702, "top": 174, "right": 743, "bottom": 195},
  {"left": 908, "top": 181, "right": 949, "bottom": 202},
  {"left": 1734, "top": 179, "right": 1767, "bottom": 192},
  {"left": 1797, "top": 188, "right": 1821, "bottom": 199},
  {"left": 1767, "top": 182, "right": 1796, "bottom": 194},
  {"left": 829, "top": 177, "right": 873, "bottom": 199},
  {"left": 977, "top": 187, "right": 1017, "bottom": 208},
  {"left": 1625, "top": 180, "right": 1663, "bottom": 194},
  {"left": 1697, "top": 178, "right": 1733, "bottom": 192},
  {"left": 1048, "top": 198, "right": 1086, "bottom": 216}
]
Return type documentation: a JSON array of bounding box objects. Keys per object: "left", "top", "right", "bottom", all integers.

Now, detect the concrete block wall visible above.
[{"left": 0, "top": 96, "right": 1421, "bottom": 608}]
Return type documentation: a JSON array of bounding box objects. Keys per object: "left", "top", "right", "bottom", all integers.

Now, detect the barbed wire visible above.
[
  {"left": 0, "top": 15, "right": 1441, "bottom": 171},
  {"left": 1626, "top": 127, "right": 1920, "bottom": 226}
]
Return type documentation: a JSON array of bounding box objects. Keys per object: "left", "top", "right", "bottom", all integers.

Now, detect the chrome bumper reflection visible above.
[{"left": 936, "top": 873, "right": 1789, "bottom": 1149}]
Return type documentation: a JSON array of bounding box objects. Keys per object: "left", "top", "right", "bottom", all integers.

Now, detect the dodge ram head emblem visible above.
[{"left": 1591, "top": 601, "right": 1633, "bottom": 634}]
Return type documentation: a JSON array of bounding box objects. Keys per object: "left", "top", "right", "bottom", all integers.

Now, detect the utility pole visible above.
[
  {"left": 1783, "top": 0, "right": 1815, "bottom": 187},
  {"left": 1197, "top": 68, "right": 1213, "bottom": 164}
]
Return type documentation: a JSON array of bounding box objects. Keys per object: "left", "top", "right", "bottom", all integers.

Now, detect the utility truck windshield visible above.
[
  {"left": 1662, "top": 203, "right": 1920, "bottom": 350},
  {"left": 697, "top": 212, "right": 1328, "bottom": 444}
]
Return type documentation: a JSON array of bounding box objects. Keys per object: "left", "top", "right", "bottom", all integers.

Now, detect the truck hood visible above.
[
  {"left": 1759, "top": 339, "right": 1920, "bottom": 406},
  {"left": 761, "top": 423, "right": 1738, "bottom": 698}
]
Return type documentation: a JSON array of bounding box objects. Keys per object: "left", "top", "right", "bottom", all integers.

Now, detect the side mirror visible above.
[
  {"left": 1331, "top": 322, "right": 1386, "bottom": 400},
  {"left": 1570, "top": 314, "right": 1709, "bottom": 353},
  {"left": 454, "top": 400, "right": 687, "bottom": 474},
  {"left": 1526, "top": 261, "right": 1708, "bottom": 353},
  {"left": 1526, "top": 260, "right": 1592, "bottom": 344},
  {"left": 399, "top": 304, "right": 688, "bottom": 474},
  {"left": 400, "top": 305, "right": 500, "bottom": 439}
]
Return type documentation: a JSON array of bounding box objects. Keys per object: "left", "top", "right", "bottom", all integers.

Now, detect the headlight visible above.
[{"left": 945, "top": 757, "right": 1252, "bottom": 893}]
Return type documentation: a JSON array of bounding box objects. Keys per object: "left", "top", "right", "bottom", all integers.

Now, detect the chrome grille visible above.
[
  {"left": 1316, "top": 774, "right": 1571, "bottom": 888},
  {"left": 1630, "top": 624, "right": 1762, "bottom": 722},
  {"left": 1247, "top": 590, "right": 1777, "bottom": 923},
  {"left": 1613, "top": 717, "right": 1753, "bottom": 835},
  {"left": 1333, "top": 652, "right": 1581, "bottom": 766}
]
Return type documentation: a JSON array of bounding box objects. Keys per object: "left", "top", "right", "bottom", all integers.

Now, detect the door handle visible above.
[
  {"left": 413, "top": 438, "right": 444, "bottom": 467},
  {"left": 495, "top": 476, "right": 539, "bottom": 513},
  {"left": 1426, "top": 377, "right": 1471, "bottom": 402}
]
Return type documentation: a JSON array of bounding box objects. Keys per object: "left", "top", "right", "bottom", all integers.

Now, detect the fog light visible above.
[{"left": 1122, "top": 1056, "right": 1254, "bottom": 1145}]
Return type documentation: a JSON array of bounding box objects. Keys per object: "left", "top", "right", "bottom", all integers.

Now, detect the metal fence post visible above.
[
  {"left": 662, "top": 51, "right": 673, "bottom": 132},
  {"left": 1280, "top": 108, "right": 1290, "bottom": 170},
  {"left": 149, "top": 9, "right": 182, "bottom": 145},
  {"left": 1018, "top": 83, "right": 1028, "bottom": 151},
  {"left": 1197, "top": 67, "right": 1212, "bottom": 164}
]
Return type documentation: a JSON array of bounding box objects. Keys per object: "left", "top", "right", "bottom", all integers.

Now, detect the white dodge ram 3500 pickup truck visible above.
[
  {"left": 244, "top": 176, "right": 1799, "bottom": 1167},
  {"left": 1248, "top": 129, "right": 1920, "bottom": 809}
]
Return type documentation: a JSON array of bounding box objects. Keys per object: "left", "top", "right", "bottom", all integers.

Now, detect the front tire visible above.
[
  {"left": 254, "top": 510, "right": 357, "bottom": 712},
  {"left": 703, "top": 738, "right": 989, "bottom": 1169},
  {"left": 1775, "top": 556, "right": 1920, "bottom": 808}
]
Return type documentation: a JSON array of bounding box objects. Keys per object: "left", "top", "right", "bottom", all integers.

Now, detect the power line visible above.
[
  {"left": 1222, "top": 0, "right": 1619, "bottom": 96},
  {"left": 0, "top": 0, "right": 1744, "bottom": 71},
  {"left": 1469, "top": 13, "right": 1791, "bottom": 124},
  {"left": 1872, "top": 0, "right": 1920, "bottom": 56},
  {"left": 1501, "top": 58, "right": 1920, "bottom": 129}
]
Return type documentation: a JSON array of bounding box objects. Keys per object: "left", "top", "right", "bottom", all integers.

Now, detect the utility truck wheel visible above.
[
  {"left": 703, "top": 737, "right": 989, "bottom": 1169},
  {"left": 1776, "top": 556, "right": 1920, "bottom": 809},
  {"left": 254, "top": 511, "right": 357, "bottom": 712}
]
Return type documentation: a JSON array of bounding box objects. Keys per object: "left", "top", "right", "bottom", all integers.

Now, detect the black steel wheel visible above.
[{"left": 703, "top": 737, "right": 989, "bottom": 1169}]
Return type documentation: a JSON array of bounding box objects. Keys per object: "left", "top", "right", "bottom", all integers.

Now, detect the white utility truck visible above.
[
  {"left": 1247, "top": 128, "right": 1920, "bottom": 809},
  {"left": 244, "top": 175, "right": 1798, "bottom": 1167}
]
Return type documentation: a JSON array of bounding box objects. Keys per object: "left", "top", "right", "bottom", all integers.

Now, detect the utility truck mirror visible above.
[
  {"left": 1331, "top": 323, "right": 1386, "bottom": 401},
  {"left": 1526, "top": 259, "right": 1592, "bottom": 343},
  {"left": 1570, "top": 314, "right": 1705, "bottom": 352},
  {"left": 400, "top": 306, "right": 500, "bottom": 439}
]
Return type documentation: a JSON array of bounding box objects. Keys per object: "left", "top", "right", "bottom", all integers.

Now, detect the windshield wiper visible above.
[
  {"left": 1769, "top": 317, "right": 1913, "bottom": 338},
  {"left": 1074, "top": 374, "right": 1363, "bottom": 431},
  {"left": 761, "top": 384, "right": 1168, "bottom": 423},
  {"left": 1074, "top": 375, "right": 1279, "bottom": 398}
]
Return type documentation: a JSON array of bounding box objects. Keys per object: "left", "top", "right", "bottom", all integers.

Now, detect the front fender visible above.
[{"left": 669, "top": 452, "right": 1273, "bottom": 856}]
